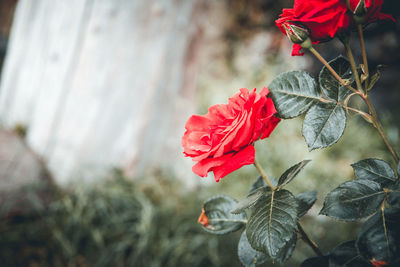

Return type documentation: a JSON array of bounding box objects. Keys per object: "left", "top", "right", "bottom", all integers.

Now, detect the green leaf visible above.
[
  {"left": 367, "top": 65, "right": 384, "bottom": 92},
  {"left": 329, "top": 240, "right": 367, "bottom": 266},
  {"left": 356, "top": 208, "right": 400, "bottom": 264},
  {"left": 397, "top": 161, "right": 400, "bottom": 176},
  {"left": 320, "top": 179, "right": 385, "bottom": 221},
  {"left": 202, "top": 195, "right": 247, "bottom": 235},
  {"left": 248, "top": 176, "right": 277, "bottom": 195},
  {"left": 274, "top": 233, "right": 297, "bottom": 264},
  {"left": 301, "top": 56, "right": 352, "bottom": 151},
  {"left": 246, "top": 190, "right": 298, "bottom": 259},
  {"left": 296, "top": 191, "right": 317, "bottom": 217},
  {"left": 238, "top": 231, "right": 268, "bottom": 267},
  {"left": 319, "top": 56, "right": 353, "bottom": 103},
  {"left": 367, "top": 71, "right": 380, "bottom": 92},
  {"left": 238, "top": 231, "right": 296, "bottom": 266},
  {"left": 302, "top": 103, "right": 346, "bottom": 150},
  {"left": 301, "top": 241, "right": 370, "bottom": 266},
  {"left": 277, "top": 160, "right": 311, "bottom": 188},
  {"left": 300, "top": 256, "right": 330, "bottom": 267},
  {"left": 231, "top": 186, "right": 271, "bottom": 214},
  {"left": 268, "top": 71, "right": 320, "bottom": 119},
  {"left": 387, "top": 183, "right": 400, "bottom": 209},
  {"left": 352, "top": 158, "right": 396, "bottom": 186}
]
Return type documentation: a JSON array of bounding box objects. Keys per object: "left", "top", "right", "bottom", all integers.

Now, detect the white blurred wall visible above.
[{"left": 0, "top": 0, "right": 206, "bottom": 184}]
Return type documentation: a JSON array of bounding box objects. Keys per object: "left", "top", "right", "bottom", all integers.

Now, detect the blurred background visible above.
[{"left": 0, "top": 0, "right": 399, "bottom": 266}]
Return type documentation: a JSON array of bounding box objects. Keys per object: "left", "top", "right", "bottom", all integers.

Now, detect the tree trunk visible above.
[{"left": 0, "top": 0, "right": 205, "bottom": 184}]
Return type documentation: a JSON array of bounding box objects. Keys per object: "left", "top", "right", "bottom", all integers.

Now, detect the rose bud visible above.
[
  {"left": 347, "top": 0, "right": 395, "bottom": 24},
  {"left": 349, "top": 0, "right": 368, "bottom": 23},
  {"left": 282, "top": 23, "right": 310, "bottom": 44},
  {"left": 275, "top": 0, "right": 394, "bottom": 56},
  {"left": 352, "top": 0, "right": 367, "bottom": 16}
]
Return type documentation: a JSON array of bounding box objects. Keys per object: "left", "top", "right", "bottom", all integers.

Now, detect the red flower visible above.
[
  {"left": 276, "top": 0, "right": 394, "bottom": 56},
  {"left": 370, "top": 259, "right": 388, "bottom": 267},
  {"left": 182, "top": 88, "right": 280, "bottom": 182},
  {"left": 276, "top": 0, "right": 350, "bottom": 56},
  {"left": 348, "top": 0, "right": 394, "bottom": 23}
]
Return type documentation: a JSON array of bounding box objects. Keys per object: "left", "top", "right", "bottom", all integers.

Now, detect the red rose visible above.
[
  {"left": 276, "top": 0, "right": 350, "bottom": 56},
  {"left": 276, "top": 0, "right": 394, "bottom": 56},
  {"left": 348, "top": 0, "right": 394, "bottom": 23},
  {"left": 182, "top": 88, "right": 280, "bottom": 182}
]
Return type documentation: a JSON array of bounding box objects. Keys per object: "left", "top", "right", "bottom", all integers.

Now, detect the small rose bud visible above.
[
  {"left": 197, "top": 206, "right": 209, "bottom": 227},
  {"left": 282, "top": 23, "right": 309, "bottom": 44},
  {"left": 353, "top": 0, "right": 367, "bottom": 16},
  {"left": 347, "top": 0, "right": 368, "bottom": 23}
]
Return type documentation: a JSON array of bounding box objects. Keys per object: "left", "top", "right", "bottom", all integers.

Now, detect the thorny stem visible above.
[
  {"left": 297, "top": 223, "right": 324, "bottom": 257},
  {"left": 345, "top": 39, "right": 399, "bottom": 162},
  {"left": 253, "top": 159, "right": 275, "bottom": 190},
  {"left": 308, "top": 47, "right": 359, "bottom": 95},
  {"left": 345, "top": 106, "right": 372, "bottom": 121},
  {"left": 358, "top": 25, "right": 369, "bottom": 89},
  {"left": 344, "top": 42, "right": 363, "bottom": 93},
  {"left": 363, "top": 96, "right": 399, "bottom": 162}
]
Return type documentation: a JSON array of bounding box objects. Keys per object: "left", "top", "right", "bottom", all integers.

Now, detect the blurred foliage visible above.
[
  {"left": 0, "top": 1, "right": 398, "bottom": 266},
  {"left": 0, "top": 170, "right": 245, "bottom": 267},
  {"left": 0, "top": 116, "right": 392, "bottom": 267}
]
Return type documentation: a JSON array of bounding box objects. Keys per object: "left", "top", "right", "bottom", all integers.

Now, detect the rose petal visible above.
[
  {"left": 213, "top": 145, "right": 256, "bottom": 181},
  {"left": 291, "top": 43, "right": 304, "bottom": 56},
  {"left": 192, "top": 145, "right": 255, "bottom": 182}
]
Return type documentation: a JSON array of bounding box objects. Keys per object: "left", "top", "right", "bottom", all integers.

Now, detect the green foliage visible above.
[
  {"left": 264, "top": 52, "right": 400, "bottom": 264},
  {"left": 321, "top": 157, "right": 400, "bottom": 223},
  {"left": 0, "top": 174, "right": 244, "bottom": 267},
  {"left": 269, "top": 57, "right": 353, "bottom": 151},
  {"left": 246, "top": 190, "right": 298, "bottom": 260},
  {"left": 356, "top": 208, "right": 400, "bottom": 265},
  {"left": 268, "top": 71, "right": 320, "bottom": 119},
  {"left": 352, "top": 158, "right": 397, "bottom": 186},
  {"left": 231, "top": 186, "right": 271, "bottom": 214},
  {"left": 272, "top": 233, "right": 297, "bottom": 264},
  {"left": 201, "top": 161, "right": 315, "bottom": 265},
  {"left": 316, "top": 157, "right": 400, "bottom": 264},
  {"left": 199, "top": 53, "right": 400, "bottom": 264},
  {"left": 300, "top": 255, "right": 330, "bottom": 267},
  {"left": 387, "top": 183, "right": 400, "bottom": 208},
  {"left": 247, "top": 176, "right": 277, "bottom": 194},
  {"left": 277, "top": 160, "right": 310, "bottom": 188},
  {"left": 328, "top": 240, "right": 367, "bottom": 266},
  {"left": 238, "top": 231, "right": 268, "bottom": 267},
  {"left": 303, "top": 56, "right": 354, "bottom": 151},
  {"left": 296, "top": 191, "right": 317, "bottom": 218},
  {"left": 302, "top": 103, "right": 346, "bottom": 150},
  {"left": 202, "top": 195, "right": 247, "bottom": 234},
  {"left": 301, "top": 241, "right": 369, "bottom": 266},
  {"left": 320, "top": 179, "right": 385, "bottom": 221},
  {"left": 318, "top": 56, "right": 353, "bottom": 102}
]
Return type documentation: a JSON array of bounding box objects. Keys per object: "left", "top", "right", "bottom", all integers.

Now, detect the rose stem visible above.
[
  {"left": 344, "top": 42, "right": 363, "bottom": 93},
  {"left": 308, "top": 47, "right": 359, "bottom": 95},
  {"left": 253, "top": 159, "right": 275, "bottom": 190},
  {"left": 297, "top": 223, "right": 324, "bottom": 257},
  {"left": 357, "top": 24, "right": 369, "bottom": 89},
  {"left": 346, "top": 106, "right": 372, "bottom": 121},
  {"left": 363, "top": 96, "right": 399, "bottom": 162},
  {"left": 253, "top": 159, "right": 323, "bottom": 256},
  {"left": 345, "top": 42, "right": 400, "bottom": 162}
]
